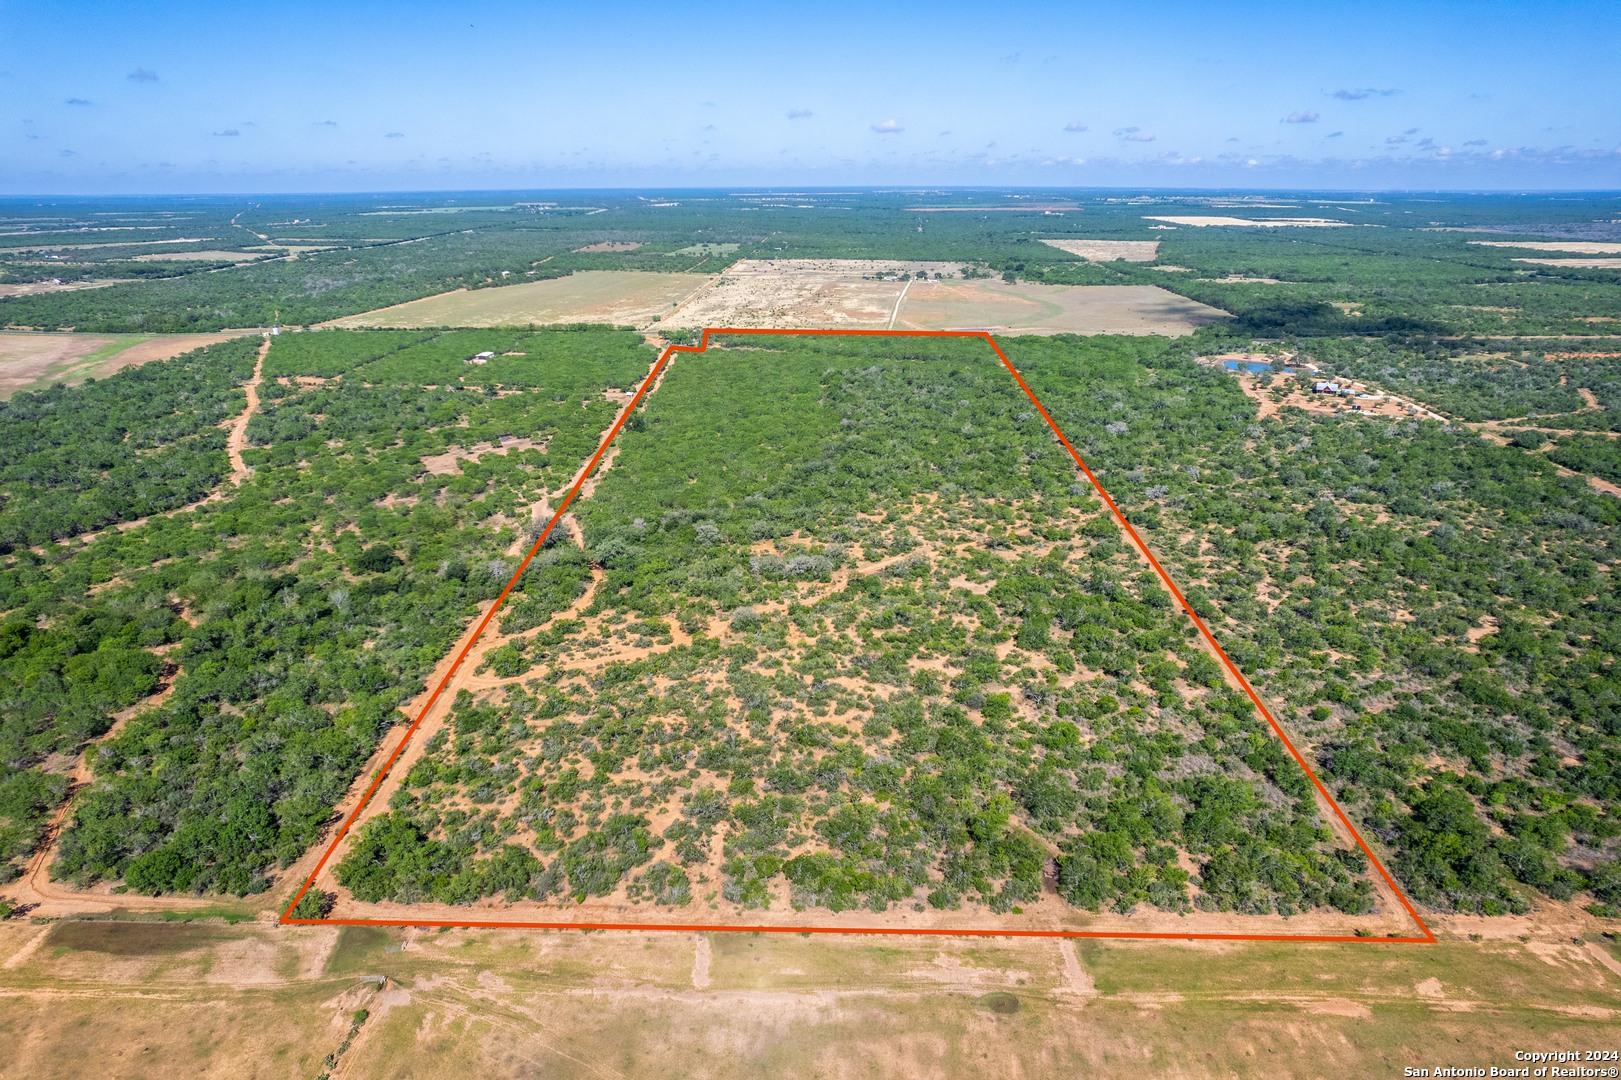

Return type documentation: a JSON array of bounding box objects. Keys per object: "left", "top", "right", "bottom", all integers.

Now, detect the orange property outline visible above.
[{"left": 283, "top": 327, "right": 1436, "bottom": 945}]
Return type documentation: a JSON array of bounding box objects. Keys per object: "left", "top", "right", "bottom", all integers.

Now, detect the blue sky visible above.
[{"left": 3, "top": 0, "right": 1618, "bottom": 193}]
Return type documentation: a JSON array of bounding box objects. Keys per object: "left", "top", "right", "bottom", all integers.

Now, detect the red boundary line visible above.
[{"left": 282, "top": 327, "right": 1435, "bottom": 945}]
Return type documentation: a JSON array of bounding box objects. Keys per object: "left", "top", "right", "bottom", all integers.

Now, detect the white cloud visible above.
[
  {"left": 212, "top": 129, "right": 239, "bottom": 137},
  {"left": 1285, "top": 110, "right": 1319, "bottom": 124},
  {"left": 1063, "top": 120, "right": 1088, "bottom": 132},
  {"left": 65, "top": 97, "right": 92, "bottom": 106},
  {"left": 385, "top": 132, "right": 405, "bottom": 138},
  {"left": 127, "top": 68, "right": 159, "bottom": 83},
  {"left": 1113, "top": 126, "right": 1155, "bottom": 142},
  {"left": 787, "top": 108, "right": 812, "bottom": 120},
  {"left": 871, "top": 119, "right": 903, "bottom": 134},
  {"left": 1332, "top": 87, "right": 1398, "bottom": 100}
]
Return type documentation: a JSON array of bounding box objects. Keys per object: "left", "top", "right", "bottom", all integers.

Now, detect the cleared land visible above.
[
  {"left": 1471, "top": 241, "right": 1621, "bottom": 255},
  {"left": 896, "top": 281, "right": 1228, "bottom": 336},
  {"left": 1513, "top": 257, "right": 1621, "bottom": 269},
  {"left": 327, "top": 270, "right": 711, "bottom": 329},
  {"left": 0, "top": 280, "right": 126, "bottom": 299},
  {"left": 663, "top": 259, "right": 962, "bottom": 330},
  {"left": 1145, "top": 215, "right": 1354, "bottom": 228},
  {"left": 662, "top": 260, "right": 1227, "bottom": 334},
  {"left": 0, "top": 330, "right": 258, "bottom": 398},
  {"left": 130, "top": 250, "right": 266, "bottom": 262},
  {"left": 1038, "top": 239, "right": 1161, "bottom": 262},
  {"left": 0, "top": 917, "right": 1616, "bottom": 1080}
]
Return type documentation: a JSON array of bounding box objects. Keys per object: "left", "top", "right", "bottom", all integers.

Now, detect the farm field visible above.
[
  {"left": 894, "top": 281, "right": 1229, "bottom": 335},
  {"left": 327, "top": 270, "right": 711, "bottom": 329},
  {"left": 1144, "top": 216, "right": 1358, "bottom": 228},
  {"left": 1038, "top": 239, "right": 1162, "bottom": 262},
  {"left": 0, "top": 329, "right": 259, "bottom": 398}
]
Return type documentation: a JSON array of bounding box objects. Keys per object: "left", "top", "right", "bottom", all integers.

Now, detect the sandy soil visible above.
[
  {"left": 420, "top": 436, "right": 545, "bottom": 476},
  {"left": 0, "top": 330, "right": 260, "bottom": 398},
  {"left": 1038, "top": 239, "right": 1160, "bottom": 262},
  {"left": 1471, "top": 241, "right": 1621, "bottom": 255},
  {"left": 572, "top": 242, "right": 644, "bottom": 253},
  {"left": 1144, "top": 216, "right": 1354, "bottom": 228},
  {"left": 223, "top": 336, "right": 268, "bottom": 484},
  {"left": 327, "top": 271, "right": 712, "bottom": 330},
  {"left": 895, "top": 281, "right": 1229, "bottom": 336}
]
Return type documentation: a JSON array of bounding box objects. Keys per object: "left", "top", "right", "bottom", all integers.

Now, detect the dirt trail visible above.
[
  {"left": 5, "top": 664, "right": 212, "bottom": 915},
  {"left": 224, "top": 336, "right": 268, "bottom": 483}
]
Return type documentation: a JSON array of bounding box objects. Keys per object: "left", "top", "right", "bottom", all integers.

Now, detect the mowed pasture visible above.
[
  {"left": 0, "top": 330, "right": 259, "bottom": 398},
  {"left": 328, "top": 270, "right": 711, "bottom": 329},
  {"left": 661, "top": 259, "right": 1229, "bottom": 334}
]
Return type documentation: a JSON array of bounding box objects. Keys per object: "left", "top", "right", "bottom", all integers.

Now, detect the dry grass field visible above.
[
  {"left": 0, "top": 330, "right": 259, "bottom": 398},
  {"left": 1038, "top": 238, "right": 1161, "bottom": 262},
  {"left": 1470, "top": 241, "right": 1621, "bottom": 255},
  {"left": 0, "top": 915, "right": 1615, "bottom": 1079},
  {"left": 1513, "top": 258, "right": 1621, "bottom": 269},
  {"left": 129, "top": 250, "right": 267, "bottom": 263},
  {"left": 896, "top": 280, "right": 1229, "bottom": 335},
  {"left": 1145, "top": 215, "right": 1355, "bottom": 228},
  {"left": 328, "top": 270, "right": 712, "bottom": 329}
]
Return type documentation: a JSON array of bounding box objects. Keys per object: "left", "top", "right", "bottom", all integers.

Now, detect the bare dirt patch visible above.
[
  {"left": 328, "top": 271, "right": 712, "bottom": 330},
  {"left": 572, "top": 242, "right": 644, "bottom": 253},
  {"left": 1145, "top": 215, "right": 1354, "bottom": 228},
  {"left": 0, "top": 330, "right": 259, "bottom": 398},
  {"left": 419, "top": 436, "right": 545, "bottom": 476},
  {"left": 1038, "top": 239, "right": 1160, "bottom": 262}
]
